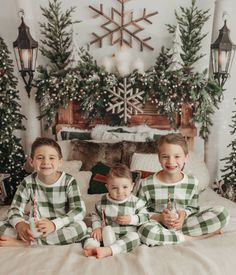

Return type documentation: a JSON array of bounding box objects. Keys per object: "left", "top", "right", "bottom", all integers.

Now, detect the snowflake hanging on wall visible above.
[
  {"left": 89, "top": 0, "right": 158, "bottom": 51},
  {"left": 106, "top": 77, "right": 145, "bottom": 124}
]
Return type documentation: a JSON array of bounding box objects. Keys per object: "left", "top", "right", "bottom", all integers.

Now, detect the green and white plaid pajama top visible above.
[
  {"left": 88, "top": 194, "right": 150, "bottom": 255},
  {"left": 0, "top": 172, "right": 88, "bottom": 245},
  {"left": 136, "top": 172, "right": 229, "bottom": 246}
]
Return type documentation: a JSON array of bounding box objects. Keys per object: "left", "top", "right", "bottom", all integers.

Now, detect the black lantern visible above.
[
  {"left": 13, "top": 13, "right": 38, "bottom": 97},
  {"left": 211, "top": 20, "right": 236, "bottom": 87}
]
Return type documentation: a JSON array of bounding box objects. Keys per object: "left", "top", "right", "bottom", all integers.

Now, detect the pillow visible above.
[
  {"left": 59, "top": 160, "right": 82, "bottom": 177},
  {"left": 91, "top": 124, "right": 175, "bottom": 140},
  {"left": 101, "top": 130, "right": 150, "bottom": 141},
  {"left": 184, "top": 152, "right": 210, "bottom": 192},
  {"left": 57, "top": 127, "right": 91, "bottom": 141},
  {"left": 60, "top": 131, "right": 91, "bottom": 141},
  {"left": 130, "top": 153, "right": 159, "bottom": 172},
  {"left": 121, "top": 140, "right": 158, "bottom": 166},
  {"left": 130, "top": 152, "right": 210, "bottom": 192},
  {"left": 72, "top": 171, "right": 102, "bottom": 217},
  {"left": 73, "top": 171, "right": 92, "bottom": 197},
  {"left": 57, "top": 140, "right": 72, "bottom": 161},
  {"left": 88, "top": 162, "right": 140, "bottom": 194},
  {"left": 70, "top": 140, "right": 123, "bottom": 171}
]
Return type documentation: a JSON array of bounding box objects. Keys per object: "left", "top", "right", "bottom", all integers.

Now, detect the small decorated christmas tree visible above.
[
  {"left": 220, "top": 98, "right": 236, "bottom": 201},
  {"left": 0, "top": 36, "right": 26, "bottom": 202},
  {"left": 167, "top": 24, "right": 184, "bottom": 71}
]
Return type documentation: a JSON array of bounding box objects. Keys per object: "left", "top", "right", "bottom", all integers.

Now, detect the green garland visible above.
[
  {"left": 35, "top": 49, "right": 118, "bottom": 128},
  {"left": 35, "top": 0, "right": 223, "bottom": 140}
]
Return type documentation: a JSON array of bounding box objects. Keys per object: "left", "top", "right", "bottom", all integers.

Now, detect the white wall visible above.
[
  {"left": 0, "top": 0, "right": 235, "bottom": 181},
  {"left": 207, "top": 0, "right": 236, "bottom": 182}
]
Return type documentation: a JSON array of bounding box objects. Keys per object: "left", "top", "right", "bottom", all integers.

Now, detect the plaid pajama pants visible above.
[
  {"left": 0, "top": 220, "right": 88, "bottom": 245},
  {"left": 138, "top": 205, "right": 229, "bottom": 246},
  {"left": 85, "top": 231, "right": 140, "bottom": 255},
  {"left": 111, "top": 232, "right": 140, "bottom": 255}
]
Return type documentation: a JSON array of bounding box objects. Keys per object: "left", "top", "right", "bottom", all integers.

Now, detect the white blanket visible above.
[{"left": 1, "top": 188, "right": 236, "bottom": 275}]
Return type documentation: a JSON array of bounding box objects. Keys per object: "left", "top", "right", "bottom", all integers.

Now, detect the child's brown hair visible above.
[
  {"left": 157, "top": 133, "right": 188, "bottom": 155},
  {"left": 107, "top": 163, "right": 132, "bottom": 184},
  {"left": 30, "top": 137, "right": 63, "bottom": 159}
]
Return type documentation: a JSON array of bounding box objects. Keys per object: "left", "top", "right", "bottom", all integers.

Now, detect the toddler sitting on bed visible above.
[
  {"left": 84, "top": 163, "right": 149, "bottom": 258},
  {"left": 137, "top": 133, "right": 230, "bottom": 246},
  {"left": 0, "top": 137, "right": 88, "bottom": 246}
]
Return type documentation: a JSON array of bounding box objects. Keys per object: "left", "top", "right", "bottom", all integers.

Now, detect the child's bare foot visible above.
[
  {"left": 84, "top": 247, "right": 97, "bottom": 257},
  {"left": 184, "top": 229, "right": 224, "bottom": 241},
  {"left": 96, "top": 247, "right": 112, "bottom": 259},
  {"left": 0, "top": 235, "right": 30, "bottom": 247}
]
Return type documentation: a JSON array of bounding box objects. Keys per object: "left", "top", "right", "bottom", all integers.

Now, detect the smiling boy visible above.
[
  {"left": 0, "top": 137, "right": 88, "bottom": 246},
  {"left": 137, "top": 133, "right": 230, "bottom": 246}
]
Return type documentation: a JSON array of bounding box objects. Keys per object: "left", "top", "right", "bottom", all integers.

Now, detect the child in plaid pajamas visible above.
[
  {"left": 137, "top": 133, "right": 229, "bottom": 246},
  {"left": 84, "top": 164, "right": 149, "bottom": 259},
  {"left": 0, "top": 137, "right": 88, "bottom": 246}
]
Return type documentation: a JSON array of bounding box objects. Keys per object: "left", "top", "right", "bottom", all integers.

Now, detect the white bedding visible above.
[{"left": 1, "top": 188, "right": 236, "bottom": 275}]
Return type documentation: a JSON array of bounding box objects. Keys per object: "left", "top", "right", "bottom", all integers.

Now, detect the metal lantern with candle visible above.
[
  {"left": 211, "top": 18, "right": 236, "bottom": 88},
  {"left": 13, "top": 10, "right": 38, "bottom": 97}
]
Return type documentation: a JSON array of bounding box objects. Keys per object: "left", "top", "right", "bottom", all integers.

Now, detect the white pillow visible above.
[
  {"left": 130, "top": 152, "right": 210, "bottom": 192},
  {"left": 130, "top": 153, "right": 159, "bottom": 172},
  {"left": 101, "top": 131, "right": 150, "bottom": 141},
  {"left": 57, "top": 140, "right": 71, "bottom": 161},
  {"left": 91, "top": 124, "right": 176, "bottom": 140},
  {"left": 72, "top": 171, "right": 102, "bottom": 216},
  {"left": 59, "top": 160, "right": 82, "bottom": 177},
  {"left": 57, "top": 127, "right": 91, "bottom": 141}
]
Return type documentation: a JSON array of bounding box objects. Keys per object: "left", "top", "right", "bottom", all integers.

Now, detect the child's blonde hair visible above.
[
  {"left": 31, "top": 137, "right": 63, "bottom": 159},
  {"left": 157, "top": 133, "right": 188, "bottom": 155},
  {"left": 107, "top": 163, "right": 132, "bottom": 184}
]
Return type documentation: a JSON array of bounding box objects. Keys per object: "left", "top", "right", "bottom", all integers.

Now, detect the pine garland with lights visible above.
[
  {"left": 130, "top": 47, "right": 223, "bottom": 139},
  {"left": 131, "top": 0, "right": 222, "bottom": 140},
  {"left": 35, "top": 0, "right": 118, "bottom": 128},
  {"left": 35, "top": 0, "right": 223, "bottom": 140},
  {"left": 0, "top": 36, "right": 26, "bottom": 202}
]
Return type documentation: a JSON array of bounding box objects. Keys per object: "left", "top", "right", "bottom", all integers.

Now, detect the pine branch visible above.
[{"left": 166, "top": 0, "right": 210, "bottom": 70}]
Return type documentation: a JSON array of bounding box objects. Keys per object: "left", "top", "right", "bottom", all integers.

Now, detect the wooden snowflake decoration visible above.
[
  {"left": 89, "top": 0, "right": 158, "bottom": 51},
  {"left": 106, "top": 78, "right": 145, "bottom": 123}
]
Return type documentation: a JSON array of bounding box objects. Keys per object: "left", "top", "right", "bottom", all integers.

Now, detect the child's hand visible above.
[
  {"left": 15, "top": 221, "right": 34, "bottom": 242},
  {"left": 172, "top": 210, "right": 186, "bottom": 230},
  {"left": 160, "top": 209, "right": 177, "bottom": 228},
  {"left": 91, "top": 227, "right": 102, "bottom": 241},
  {"left": 36, "top": 218, "right": 56, "bottom": 237},
  {"left": 115, "top": 215, "right": 131, "bottom": 225}
]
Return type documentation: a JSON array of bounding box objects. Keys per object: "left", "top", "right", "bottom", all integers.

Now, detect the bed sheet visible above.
[{"left": 0, "top": 188, "right": 236, "bottom": 275}]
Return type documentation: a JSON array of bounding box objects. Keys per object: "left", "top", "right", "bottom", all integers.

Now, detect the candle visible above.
[
  {"left": 133, "top": 57, "right": 144, "bottom": 74},
  {"left": 103, "top": 56, "right": 114, "bottom": 73}
]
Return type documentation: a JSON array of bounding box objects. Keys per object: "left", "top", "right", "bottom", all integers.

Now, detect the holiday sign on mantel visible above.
[{"left": 89, "top": 0, "right": 158, "bottom": 51}]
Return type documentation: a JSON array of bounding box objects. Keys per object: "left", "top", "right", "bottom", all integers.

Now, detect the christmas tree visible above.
[
  {"left": 0, "top": 36, "right": 26, "bottom": 202},
  {"left": 36, "top": 0, "right": 118, "bottom": 128},
  {"left": 167, "top": 24, "right": 184, "bottom": 71},
  {"left": 221, "top": 98, "right": 236, "bottom": 188},
  {"left": 166, "top": 0, "right": 210, "bottom": 70},
  {"left": 35, "top": 0, "right": 75, "bottom": 127}
]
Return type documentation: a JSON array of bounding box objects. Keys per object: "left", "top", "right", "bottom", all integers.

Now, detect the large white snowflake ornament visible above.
[{"left": 106, "top": 77, "right": 145, "bottom": 123}]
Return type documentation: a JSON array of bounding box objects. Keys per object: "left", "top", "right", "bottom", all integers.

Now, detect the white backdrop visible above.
[{"left": 0, "top": 0, "right": 235, "bottom": 181}]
